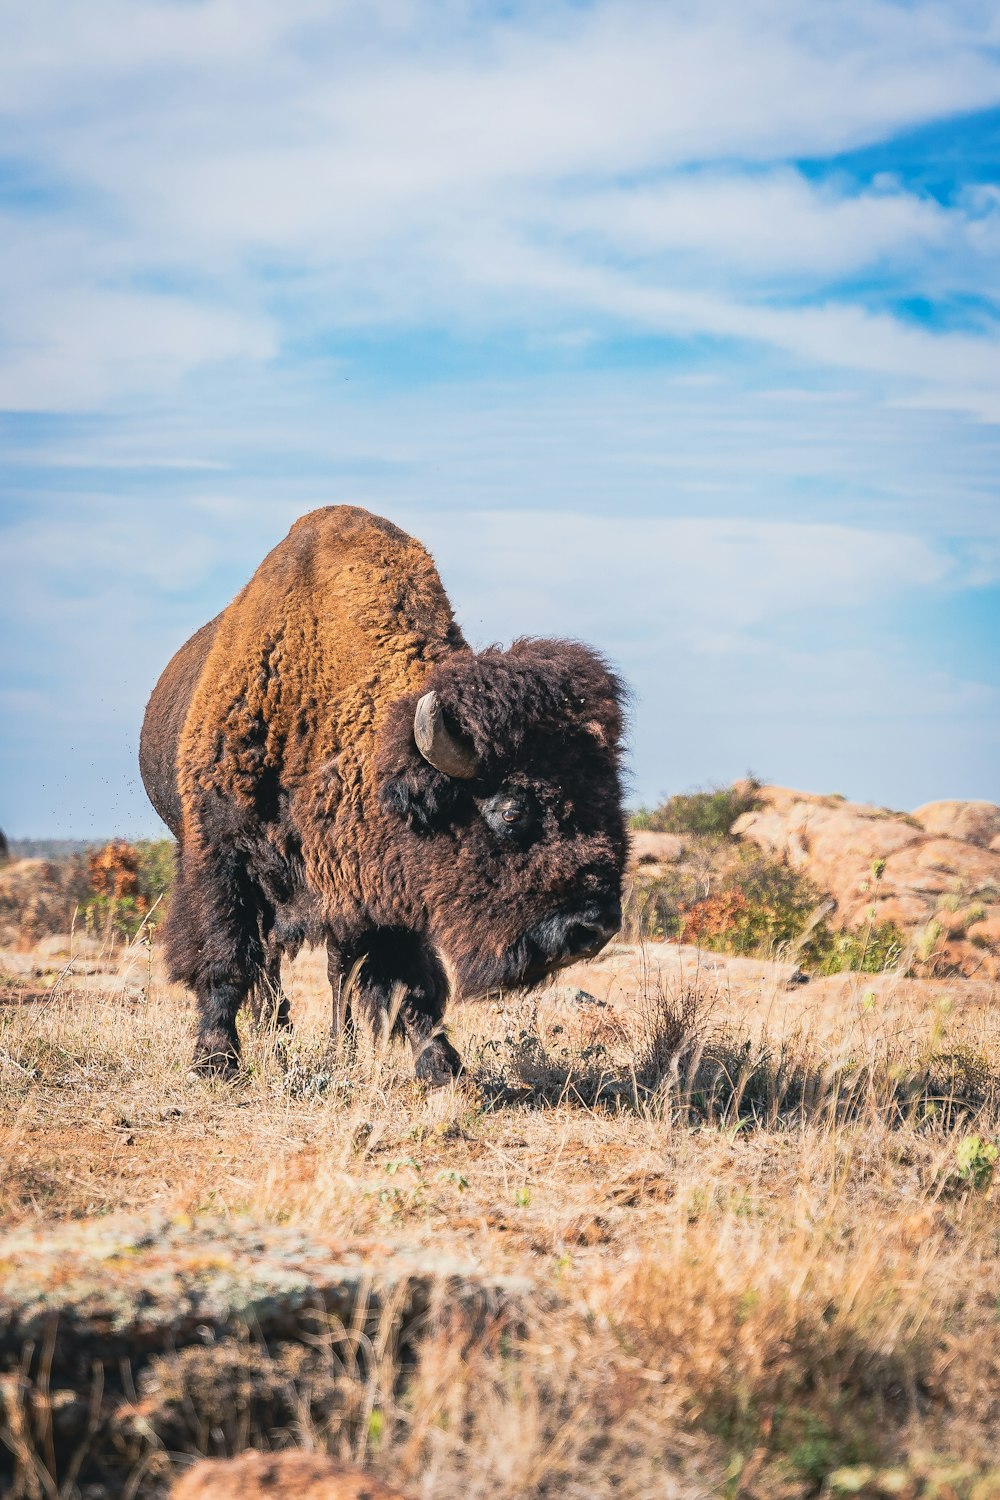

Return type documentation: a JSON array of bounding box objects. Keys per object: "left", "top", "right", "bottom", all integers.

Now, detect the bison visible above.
[{"left": 140, "top": 506, "right": 627, "bottom": 1083}]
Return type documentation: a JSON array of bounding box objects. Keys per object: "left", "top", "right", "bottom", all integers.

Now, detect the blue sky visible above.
[{"left": 1, "top": 0, "right": 999, "bottom": 836}]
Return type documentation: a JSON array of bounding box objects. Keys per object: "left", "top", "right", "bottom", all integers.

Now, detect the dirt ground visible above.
[{"left": 1, "top": 938, "right": 999, "bottom": 1498}]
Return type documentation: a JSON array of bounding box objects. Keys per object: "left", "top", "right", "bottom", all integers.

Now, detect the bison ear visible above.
[{"left": 379, "top": 768, "right": 460, "bottom": 833}]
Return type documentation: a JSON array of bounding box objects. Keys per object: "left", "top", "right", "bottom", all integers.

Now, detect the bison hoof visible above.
[{"left": 413, "top": 1035, "right": 464, "bottom": 1088}]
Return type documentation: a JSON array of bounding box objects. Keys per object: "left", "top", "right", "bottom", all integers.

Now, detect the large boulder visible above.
[
  {"left": 733, "top": 788, "right": 1000, "bottom": 977},
  {"left": 172, "top": 1451, "right": 411, "bottom": 1499},
  {"left": 912, "top": 800, "right": 1000, "bottom": 850},
  {"left": 629, "top": 830, "right": 685, "bottom": 869}
]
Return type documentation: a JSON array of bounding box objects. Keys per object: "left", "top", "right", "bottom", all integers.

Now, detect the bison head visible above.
[{"left": 376, "top": 638, "right": 627, "bottom": 995}]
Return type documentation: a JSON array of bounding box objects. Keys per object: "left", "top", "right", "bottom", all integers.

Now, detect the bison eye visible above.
[{"left": 482, "top": 791, "right": 537, "bottom": 844}]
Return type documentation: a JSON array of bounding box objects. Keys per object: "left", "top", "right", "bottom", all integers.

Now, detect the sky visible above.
[{"left": 1, "top": 0, "right": 999, "bottom": 838}]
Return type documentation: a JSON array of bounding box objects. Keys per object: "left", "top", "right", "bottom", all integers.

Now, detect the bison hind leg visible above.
[{"left": 165, "top": 841, "right": 267, "bottom": 1080}]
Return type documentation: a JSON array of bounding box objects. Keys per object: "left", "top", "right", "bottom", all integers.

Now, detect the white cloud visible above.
[
  {"left": 0, "top": 287, "right": 275, "bottom": 410},
  {"left": 0, "top": 502, "right": 240, "bottom": 597},
  {"left": 0, "top": 0, "right": 337, "bottom": 105},
  {"left": 2, "top": 0, "right": 999, "bottom": 828},
  {"left": 425, "top": 511, "right": 954, "bottom": 650},
  {"left": 0, "top": 0, "right": 998, "bottom": 412},
  {"left": 548, "top": 171, "right": 956, "bottom": 280}
]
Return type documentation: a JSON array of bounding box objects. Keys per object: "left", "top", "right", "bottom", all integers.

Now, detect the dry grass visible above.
[{"left": 2, "top": 938, "right": 1000, "bottom": 1498}]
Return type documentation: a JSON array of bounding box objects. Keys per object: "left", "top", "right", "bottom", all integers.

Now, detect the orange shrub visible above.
[
  {"left": 86, "top": 841, "right": 145, "bottom": 904},
  {"left": 678, "top": 890, "right": 750, "bottom": 944}
]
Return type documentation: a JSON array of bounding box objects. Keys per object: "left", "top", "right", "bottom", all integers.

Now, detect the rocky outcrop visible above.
[
  {"left": 172, "top": 1451, "right": 412, "bottom": 1499},
  {"left": 912, "top": 800, "right": 1000, "bottom": 851},
  {"left": 629, "top": 830, "right": 684, "bottom": 871},
  {"left": 733, "top": 788, "right": 1000, "bottom": 977},
  {"left": 0, "top": 1215, "right": 526, "bottom": 1367}
]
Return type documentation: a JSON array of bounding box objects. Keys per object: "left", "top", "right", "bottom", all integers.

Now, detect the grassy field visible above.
[{"left": 1, "top": 937, "right": 999, "bottom": 1498}]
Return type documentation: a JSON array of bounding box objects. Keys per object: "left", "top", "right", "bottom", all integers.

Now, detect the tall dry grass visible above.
[{"left": 1, "top": 940, "right": 999, "bottom": 1497}]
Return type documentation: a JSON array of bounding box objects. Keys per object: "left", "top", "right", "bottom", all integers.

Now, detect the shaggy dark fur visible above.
[{"left": 140, "top": 506, "right": 627, "bottom": 1082}]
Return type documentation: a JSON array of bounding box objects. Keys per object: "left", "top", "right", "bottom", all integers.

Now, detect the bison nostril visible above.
[
  {"left": 564, "top": 905, "right": 620, "bottom": 956},
  {"left": 601, "top": 902, "right": 622, "bottom": 937},
  {"left": 526, "top": 902, "right": 623, "bottom": 971},
  {"left": 565, "top": 922, "right": 599, "bottom": 954}
]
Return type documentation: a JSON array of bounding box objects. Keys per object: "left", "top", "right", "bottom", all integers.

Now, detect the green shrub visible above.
[
  {"left": 954, "top": 1134, "right": 998, "bottom": 1190},
  {"left": 626, "top": 779, "right": 911, "bottom": 975},
  {"left": 134, "top": 840, "right": 175, "bottom": 911},
  {"left": 623, "top": 865, "right": 699, "bottom": 942},
  {"left": 805, "top": 920, "right": 906, "bottom": 975},
  {"left": 79, "top": 839, "right": 175, "bottom": 942},
  {"left": 626, "top": 834, "right": 907, "bottom": 975},
  {"left": 677, "top": 853, "right": 823, "bottom": 957},
  {"left": 631, "top": 778, "right": 762, "bottom": 838}
]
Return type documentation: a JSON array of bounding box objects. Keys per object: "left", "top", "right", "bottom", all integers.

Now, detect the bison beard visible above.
[{"left": 139, "top": 506, "right": 627, "bottom": 1083}]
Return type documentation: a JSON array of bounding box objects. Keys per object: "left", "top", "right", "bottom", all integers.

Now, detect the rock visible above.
[
  {"left": 0, "top": 949, "right": 36, "bottom": 979},
  {"left": 860, "top": 895, "right": 930, "bottom": 930},
  {"left": 35, "top": 933, "right": 74, "bottom": 958},
  {"left": 0, "top": 1214, "right": 531, "bottom": 1372},
  {"left": 172, "top": 1451, "right": 411, "bottom": 1499},
  {"left": 540, "top": 984, "right": 607, "bottom": 1009},
  {"left": 734, "top": 786, "right": 1000, "bottom": 976},
  {"left": 561, "top": 987, "right": 607, "bottom": 1007},
  {"left": 732, "top": 791, "right": 920, "bottom": 912},
  {"left": 0, "top": 1215, "right": 532, "bottom": 1496},
  {"left": 912, "top": 799, "right": 1000, "bottom": 849},
  {"left": 629, "top": 831, "right": 684, "bottom": 866},
  {"left": 968, "top": 914, "right": 1000, "bottom": 948},
  {"left": 938, "top": 905, "right": 990, "bottom": 940},
  {"left": 35, "top": 932, "right": 103, "bottom": 959}
]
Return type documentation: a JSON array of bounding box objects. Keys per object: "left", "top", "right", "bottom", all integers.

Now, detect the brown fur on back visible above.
[
  {"left": 171, "top": 1449, "right": 412, "bottom": 1499},
  {"left": 176, "top": 507, "right": 467, "bottom": 900},
  {"left": 179, "top": 506, "right": 464, "bottom": 812}
]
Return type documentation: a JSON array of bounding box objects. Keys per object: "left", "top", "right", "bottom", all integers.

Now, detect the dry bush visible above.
[
  {"left": 608, "top": 1230, "right": 936, "bottom": 1485},
  {"left": 0, "top": 859, "right": 93, "bottom": 949},
  {"left": 0, "top": 842, "right": 175, "bottom": 953}
]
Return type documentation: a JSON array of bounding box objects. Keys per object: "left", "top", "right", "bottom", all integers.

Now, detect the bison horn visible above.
[{"left": 413, "top": 692, "right": 480, "bottom": 779}]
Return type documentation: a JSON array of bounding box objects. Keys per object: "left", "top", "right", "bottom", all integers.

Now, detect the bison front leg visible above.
[
  {"left": 164, "top": 843, "right": 264, "bottom": 1079},
  {"left": 405, "top": 999, "right": 463, "bottom": 1087},
  {"left": 350, "top": 929, "right": 462, "bottom": 1086}
]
